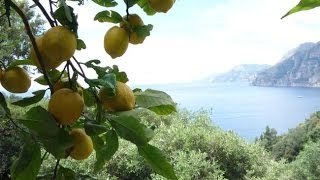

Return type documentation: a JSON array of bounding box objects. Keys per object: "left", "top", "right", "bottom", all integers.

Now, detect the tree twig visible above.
[
  {"left": 32, "top": 0, "right": 55, "bottom": 27},
  {"left": 52, "top": 158, "right": 60, "bottom": 180}
]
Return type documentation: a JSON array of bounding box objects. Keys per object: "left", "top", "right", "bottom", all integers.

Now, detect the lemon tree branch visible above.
[{"left": 8, "top": 0, "right": 54, "bottom": 94}]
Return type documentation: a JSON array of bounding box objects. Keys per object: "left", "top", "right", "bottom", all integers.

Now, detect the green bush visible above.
[
  {"left": 288, "top": 141, "right": 320, "bottom": 180},
  {"left": 39, "top": 109, "right": 275, "bottom": 180}
]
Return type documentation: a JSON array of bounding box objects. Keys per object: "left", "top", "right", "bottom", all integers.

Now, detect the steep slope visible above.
[{"left": 252, "top": 42, "right": 320, "bottom": 87}]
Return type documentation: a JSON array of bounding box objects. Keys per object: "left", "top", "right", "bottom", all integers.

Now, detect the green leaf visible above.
[
  {"left": 134, "top": 24, "right": 153, "bottom": 38},
  {"left": 8, "top": 59, "right": 33, "bottom": 68},
  {"left": 83, "top": 59, "right": 113, "bottom": 79},
  {"left": 109, "top": 115, "right": 154, "bottom": 145},
  {"left": 11, "top": 141, "right": 41, "bottom": 180},
  {"left": 11, "top": 90, "right": 46, "bottom": 107},
  {"left": 60, "top": 0, "right": 73, "bottom": 22},
  {"left": 76, "top": 39, "right": 86, "bottom": 50},
  {"left": 87, "top": 74, "right": 116, "bottom": 97},
  {"left": 0, "top": 92, "right": 11, "bottom": 116},
  {"left": 53, "top": 5, "right": 78, "bottom": 33},
  {"left": 84, "top": 121, "right": 109, "bottom": 136},
  {"left": 84, "top": 59, "right": 101, "bottom": 66},
  {"left": 94, "top": 130, "right": 119, "bottom": 172},
  {"left": 94, "top": 10, "right": 123, "bottom": 23},
  {"left": 83, "top": 88, "right": 96, "bottom": 107},
  {"left": 20, "top": 106, "right": 73, "bottom": 158},
  {"left": 34, "top": 69, "right": 62, "bottom": 85},
  {"left": 135, "top": 89, "right": 177, "bottom": 115},
  {"left": 282, "top": 0, "right": 320, "bottom": 19},
  {"left": 57, "top": 166, "right": 76, "bottom": 180},
  {"left": 138, "top": 144, "right": 177, "bottom": 180},
  {"left": 124, "top": 0, "right": 139, "bottom": 7},
  {"left": 106, "top": 65, "right": 129, "bottom": 83},
  {"left": 91, "top": 0, "right": 118, "bottom": 7},
  {"left": 137, "top": 0, "right": 157, "bottom": 15}
]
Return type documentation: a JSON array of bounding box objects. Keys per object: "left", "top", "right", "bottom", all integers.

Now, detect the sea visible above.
[{"left": 136, "top": 82, "right": 320, "bottom": 140}]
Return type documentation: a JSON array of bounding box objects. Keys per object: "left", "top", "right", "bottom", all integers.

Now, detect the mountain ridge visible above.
[{"left": 252, "top": 41, "right": 320, "bottom": 87}]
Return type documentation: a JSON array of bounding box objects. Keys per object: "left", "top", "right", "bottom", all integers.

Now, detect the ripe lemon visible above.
[
  {"left": 104, "top": 26, "right": 129, "bottom": 59},
  {"left": 1, "top": 67, "right": 31, "bottom": 93},
  {"left": 30, "top": 37, "right": 63, "bottom": 70},
  {"left": 48, "top": 88, "right": 84, "bottom": 125},
  {"left": 121, "top": 14, "right": 146, "bottom": 45},
  {"left": 98, "top": 81, "right": 135, "bottom": 112},
  {"left": 69, "top": 128, "right": 93, "bottom": 160},
  {"left": 148, "top": 0, "right": 175, "bottom": 13}
]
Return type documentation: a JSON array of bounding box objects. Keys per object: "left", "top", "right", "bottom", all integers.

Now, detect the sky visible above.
[{"left": 41, "top": 0, "right": 320, "bottom": 85}]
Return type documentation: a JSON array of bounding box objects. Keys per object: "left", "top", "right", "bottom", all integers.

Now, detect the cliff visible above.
[{"left": 252, "top": 42, "right": 320, "bottom": 87}]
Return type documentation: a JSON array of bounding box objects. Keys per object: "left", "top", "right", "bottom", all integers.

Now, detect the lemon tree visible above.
[{"left": 0, "top": 0, "right": 178, "bottom": 179}]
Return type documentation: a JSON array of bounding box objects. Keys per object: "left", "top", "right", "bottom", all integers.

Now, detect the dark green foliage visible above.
[
  {"left": 289, "top": 141, "right": 320, "bottom": 179},
  {"left": 0, "top": 121, "right": 23, "bottom": 179},
  {"left": 258, "top": 126, "right": 278, "bottom": 152},
  {"left": 39, "top": 109, "right": 272, "bottom": 180},
  {"left": 269, "top": 112, "right": 320, "bottom": 161}
]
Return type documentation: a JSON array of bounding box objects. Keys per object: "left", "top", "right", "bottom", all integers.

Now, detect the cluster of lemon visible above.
[
  {"left": 104, "top": 0, "right": 175, "bottom": 59},
  {"left": 28, "top": 26, "right": 93, "bottom": 160},
  {"left": 27, "top": 25, "right": 136, "bottom": 160}
]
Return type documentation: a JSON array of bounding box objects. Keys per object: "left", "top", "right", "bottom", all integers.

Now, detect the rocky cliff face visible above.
[
  {"left": 210, "top": 64, "right": 271, "bottom": 83},
  {"left": 252, "top": 42, "right": 320, "bottom": 87}
]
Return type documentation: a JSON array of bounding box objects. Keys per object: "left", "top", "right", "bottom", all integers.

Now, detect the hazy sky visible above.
[{"left": 49, "top": 0, "right": 320, "bottom": 84}]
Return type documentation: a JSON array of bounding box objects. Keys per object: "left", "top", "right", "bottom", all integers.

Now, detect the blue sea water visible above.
[{"left": 136, "top": 82, "right": 320, "bottom": 140}]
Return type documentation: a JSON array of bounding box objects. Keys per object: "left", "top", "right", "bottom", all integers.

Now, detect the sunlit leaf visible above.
[
  {"left": 11, "top": 90, "right": 46, "bottom": 107},
  {"left": 282, "top": 0, "right": 320, "bottom": 19},
  {"left": 76, "top": 39, "right": 86, "bottom": 50},
  {"left": 138, "top": 144, "right": 177, "bottom": 180},
  {"left": 87, "top": 74, "right": 116, "bottom": 97},
  {"left": 137, "top": 0, "right": 157, "bottom": 15},
  {"left": 91, "top": 0, "right": 118, "bottom": 7},
  {"left": 8, "top": 59, "right": 33, "bottom": 68},
  {"left": 106, "top": 65, "right": 129, "bottom": 83},
  {"left": 94, "top": 130, "right": 119, "bottom": 172},
  {"left": 83, "top": 59, "right": 109, "bottom": 78},
  {"left": 11, "top": 140, "right": 41, "bottom": 180},
  {"left": 109, "top": 115, "right": 154, "bottom": 145},
  {"left": 135, "top": 89, "right": 177, "bottom": 115},
  {"left": 134, "top": 24, "right": 153, "bottom": 38},
  {"left": 94, "top": 10, "right": 123, "bottom": 23}
]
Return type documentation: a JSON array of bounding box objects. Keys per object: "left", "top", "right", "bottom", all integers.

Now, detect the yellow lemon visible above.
[
  {"left": 48, "top": 88, "right": 84, "bottom": 125},
  {"left": 148, "top": 0, "right": 175, "bottom": 13},
  {"left": 1, "top": 67, "right": 31, "bottom": 93},
  {"left": 99, "top": 81, "right": 135, "bottom": 112},
  {"left": 121, "top": 14, "right": 146, "bottom": 44},
  {"left": 69, "top": 129, "right": 93, "bottom": 160},
  {"left": 42, "top": 26, "right": 77, "bottom": 62},
  {"left": 30, "top": 37, "right": 63, "bottom": 70},
  {"left": 104, "top": 26, "right": 129, "bottom": 59}
]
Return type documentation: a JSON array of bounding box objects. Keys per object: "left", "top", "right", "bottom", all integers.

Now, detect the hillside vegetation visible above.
[{"left": 1, "top": 97, "right": 320, "bottom": 179}]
